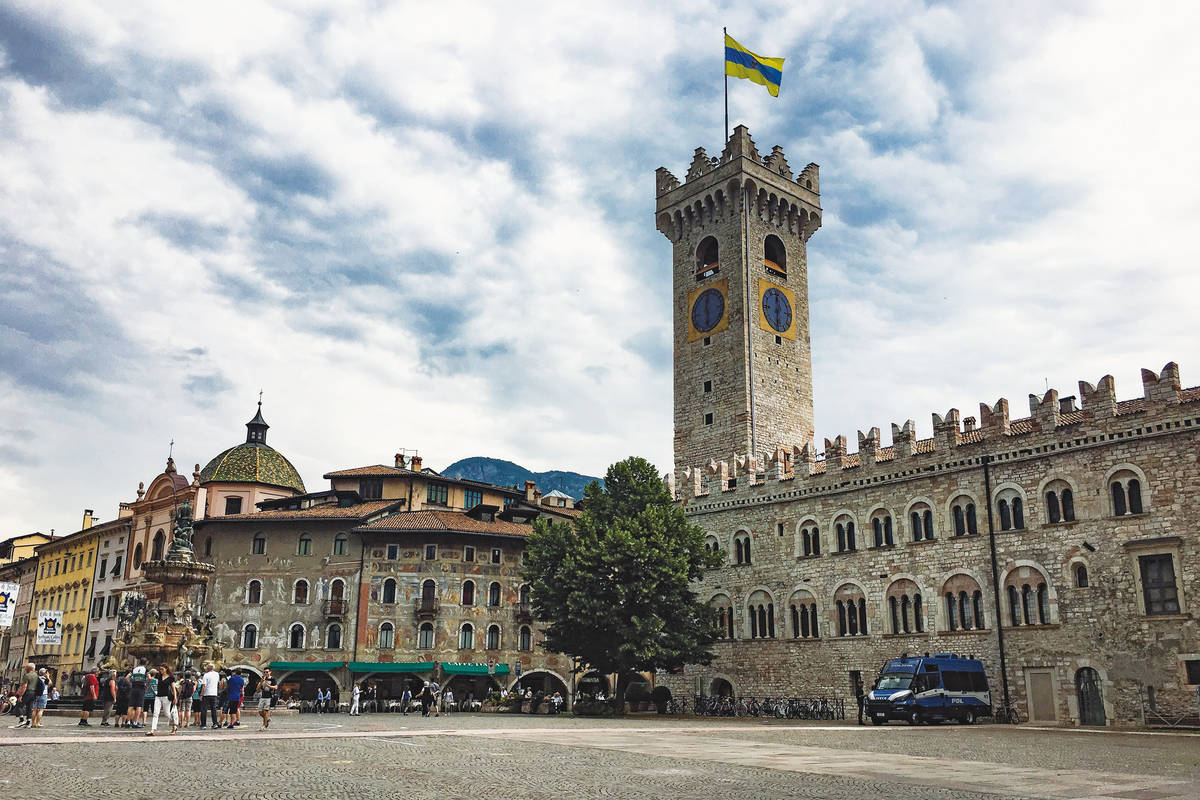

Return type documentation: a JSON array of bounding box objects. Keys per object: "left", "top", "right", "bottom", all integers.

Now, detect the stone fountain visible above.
[{"left": 106, "top": 500, "right": 221, "bottom": 672}]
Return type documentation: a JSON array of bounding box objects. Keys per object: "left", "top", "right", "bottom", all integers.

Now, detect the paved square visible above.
[{"left": 3, "top": 712, "right": 1198, "bottom": 799}]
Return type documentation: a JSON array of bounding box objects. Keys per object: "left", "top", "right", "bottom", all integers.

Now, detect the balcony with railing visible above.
[
  {"left": 414, "top": 596, "right": 440, "bottom": 619},
  {"left": 322, "top": 598, "right": 347, "bottom": 618},
  {"left": 513, "top": 601, "right": 533, "bottom": 623}
]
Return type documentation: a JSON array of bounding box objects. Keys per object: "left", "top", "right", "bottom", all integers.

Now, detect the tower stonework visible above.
[{"left": 656, "top": 126, "right": 822, "bottom": 476}]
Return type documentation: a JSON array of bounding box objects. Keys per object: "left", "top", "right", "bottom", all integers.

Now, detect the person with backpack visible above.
[
  {"left": 32, "top": 669, "right": 50, "bottom": 728},
  {"left": 13, "top": 663, "right": 39, "bottom": 729},
  {"left": 128, "top": 665, "right": 147, "bottom": 728},
  {"left": 176, "top": 672, "right": 195, "bottom": 729},
  {"left": 115, "top": 671, "right": 131, "bottom": 727},
  {"left": 99, "top": 670, "right": 118, "bottom": 726}
]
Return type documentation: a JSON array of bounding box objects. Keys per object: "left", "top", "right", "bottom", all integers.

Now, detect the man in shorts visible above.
[
  {"left": 225, "top": 668, "right": 245, "bottom": 728},
  {"left": 176, "top": 671, "right": 195, "bottom": 729},
  {"left": 13, "top": 663, "right": 39, "bottom": 729},
  {"left": 79, "top": 667, "right": 99, "bottom": 726},
  {"left": 256, "top": 669, "right": 277, "bottom": 730}
]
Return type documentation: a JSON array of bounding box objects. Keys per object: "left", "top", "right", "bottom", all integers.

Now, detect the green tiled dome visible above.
[
  {"left": 199, "top": 443, "right": 305, "bottom": 493},
  {"left": 199, "top": 401, "right": 305, "bottom": 493}
]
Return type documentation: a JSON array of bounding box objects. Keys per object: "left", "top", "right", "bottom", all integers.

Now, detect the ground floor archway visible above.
[
  {"left": 577, "top": 671, "right": 609, "bottom": 698},
  {"left": 709, "top": 677, "right": 734, "bottom": 697},
  {"left": 276, "top": 670, "right": 341, "bottom": 705},
  {"left": 1076, "top": 667, "right": 1106, "bottom": 726}
]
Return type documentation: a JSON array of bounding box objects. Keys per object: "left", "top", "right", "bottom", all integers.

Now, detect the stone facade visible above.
[{"left": 658, "top": 129, "right": 1200, "bottom": 727}]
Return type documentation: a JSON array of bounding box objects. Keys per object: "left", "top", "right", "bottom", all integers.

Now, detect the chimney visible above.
[
  {"left": 524, "top": 480, "right": 536, "bottom": 502},
  {"left": 394, "top": 453, "right": 406, "bottom": 469},
  {"left": 963, "top": 417, "right": 977, "bottom": 432},
  {"left": 410, "top": 455, "right": 423, "bottom": 471},
  {"left": 1059, "top": 395, "right": 1078, "bottom": 413},
  {"left": 82, "top": 509, "right": 94, "bottom": 530}
]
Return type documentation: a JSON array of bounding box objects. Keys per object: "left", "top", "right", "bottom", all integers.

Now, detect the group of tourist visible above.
[{"left": 8, "top": 662, "right": 280, "bottom": 733}]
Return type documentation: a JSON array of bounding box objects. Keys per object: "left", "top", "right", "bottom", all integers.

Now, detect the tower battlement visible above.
[{"left": 670, "top": 362, "right": 1200, "bottom": 503}]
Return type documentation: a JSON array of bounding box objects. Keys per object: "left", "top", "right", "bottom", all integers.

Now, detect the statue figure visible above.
[{"left": 167, "top": 499, "right": 195, "bottom": 560}]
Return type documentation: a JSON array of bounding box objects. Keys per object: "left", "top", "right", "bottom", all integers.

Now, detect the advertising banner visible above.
[
  {"left": 0, "top": 581, "right": 18, "bottom": 627},
  {"left": 36, "top": 609, "right": 63, "bottom": 645}
]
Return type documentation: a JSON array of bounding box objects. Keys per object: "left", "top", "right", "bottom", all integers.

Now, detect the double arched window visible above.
[
  {"left": 1005, "top": 568, "right": 1051, "bottom": 626},
  {"left": 909, "top": 503, "right": 934, "bottom": 541},
  {"left": 1110, "top": 470, "right": 1144, "bottom": 516},
  {"left": 711, "top": 594, "right": 734, "bottom": 639},
  {"left": 995, "top": 489, "right": 1026, "bottom": 531},
  {"left": 942, "top": 574, "right": 986, "bottom": 631},
  {"left": 246, "top": 580, "right": 262, "bottom": 604},
  {"left": 871, "top": 512, "right": 894, "bottom": 548},
  {"left": 951, "top": 496, "right": 978, "bottom": 536},
  {"left": 800, "top": 524, "right": 821, "bottom": 556},
  {"left": 379, "top": 622, "right": 395, "bottom": 650},
  {"left": 747, "top": 590, "right": 775, "bottom": 639},
  {"left": 734, "top": 532, "right": 752, "bottom": 564},
  {"left": 293, "top": 580, "right": 309, "bottom": 605},
  {"left": 1045, "top": 480, "right": 1076, "bottom": 523},
  {"left": 835, "top": 515, "right": 856, "bottom": 552},
  {"left": 835, "top": 584, "right": 868, "bottom": 637}
]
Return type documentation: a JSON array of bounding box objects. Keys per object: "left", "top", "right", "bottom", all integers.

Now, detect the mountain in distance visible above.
[{"left": 440, "top": 456, "right": 603, "bottom": 500}]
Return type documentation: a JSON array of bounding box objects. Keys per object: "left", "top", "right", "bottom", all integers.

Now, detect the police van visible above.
[{"left": 865, "top": 653, "right": 991, "bottom": 725}]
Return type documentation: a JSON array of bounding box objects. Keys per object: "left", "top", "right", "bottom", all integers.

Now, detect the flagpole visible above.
[{"left": 723, "top": 27, "right": 729, "bottom": 143}]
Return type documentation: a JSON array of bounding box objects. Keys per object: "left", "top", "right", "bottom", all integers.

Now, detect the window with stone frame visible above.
[
  {"left": 734, "top": 531, "right": 752, "bottom": 564},
  {"left": 711, "top": 594, "right": 734, "bottom": 639},
  {"left": 747, "top": 590, "right": 776, "bottom": 639},
  {"left": 462, "top": 580, "right": 476, "bottom": 606},
  {"left": 885, "top": 579, "right": 922, "bottom": 634},
  {"left": 459, "top": 623, "right": 474, "bottom": 650},
  {"left": 288, "top": 623, "right": 305, "bottom": 649},
  {"left": 293, "top": 579, "right": 309, "bottom": 604},
  {"left": 247, "top": 580, "right": 262, "bottom": 604},
  {"left": 994, "top": 488, "right": 1026, "bottom": 531},
  {"left": 1110, "top": 469, "right": 1146, "bottom": 516},
  {"left": 1003, "top": 566, "right": 1052, "bottom": 626},
  {"left": 326, "top": 624, "right": 342, "bottom": 650},
  {"left": 941, "top": 573, "right": 986, "bottom": 631},
  {"left": 834, "top": 515, "right": 856, "bottom": 552},
  {"left": 488, "top": 581, "right": 502, "bottom": 607},
  {"left": 1074, "top": 563, "right": 1090, "bottom": 588},
  {"left": 1044, "top": 479, "right": 1076, "bottom": 523},
  {"left": 950, "top": 496, "right": 978, "bottom": 536},
  {"left": 908, "top": 503, "right": 934, "bottom": 541},
  {"left": 834, "top": 584, "right": 868, "bottom": 637},
  {"left": 418, "top": 622, "right": 434, "bottom": 649},
  {"left": 486, "top": 624, "right": 501, "bottom": 650},
  {"left": 242, "top": 624, "right": 257, "bottom": 649},
  {"left": 379, "top": 622, "right": 395, "bottom": 649},
  {"left": 871, "top": 511, "right": 894, "bottom": 548},
  {"left": 381, "top": 578, "right": 397, "bottom": 605},
  {"left": 251, "top": 533, "right": 266, "bottom": 555},
  {"left": 788, "top": 590, "right": 819, "bottom": 639},
  {"left": 1138, "top": 553, "right": 1180, "bottom": 615},
  {"left": 519, "top": 625, "right": 532, "bottom": 651},
  {"left": 224, "top": 496, "right": 243, "bottom": 515},
  {"left": 704, "top": 535, "right": 722, "bottom": 560},
  {"left": 799, "top": 524, "right": 821, "bottom": 556}
]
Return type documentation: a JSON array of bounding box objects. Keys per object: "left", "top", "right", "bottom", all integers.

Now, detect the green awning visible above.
[
  {"left": 349, "top": 661, "right": 435, "bottom": 674},
  {"left": 269, "top": 661, "right": 346, "bottom": 672},
  {"left": 442, "top": 662, "right": 510, "bottom": 676}
]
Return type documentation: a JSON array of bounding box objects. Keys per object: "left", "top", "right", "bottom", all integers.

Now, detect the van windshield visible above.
[{"left": 875, "top": 672, "right": 913, "bottom": 691}]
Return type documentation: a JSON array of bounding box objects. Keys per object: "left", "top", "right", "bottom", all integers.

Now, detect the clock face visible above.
[
  {"left": 761, "top": 287, "right": 793, "bottom": 333},
  {"left": 691, "top": 288, "right": 726, "bottom": 333}
]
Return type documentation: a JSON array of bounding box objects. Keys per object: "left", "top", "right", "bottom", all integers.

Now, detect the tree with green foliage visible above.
[{"left": 523, "top": 456, "right": 723, "bottom": 709}]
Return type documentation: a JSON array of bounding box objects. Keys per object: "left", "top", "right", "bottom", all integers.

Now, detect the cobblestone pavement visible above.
[{"left": 2, "top": 712, "right": 1198, "bottom": 800}]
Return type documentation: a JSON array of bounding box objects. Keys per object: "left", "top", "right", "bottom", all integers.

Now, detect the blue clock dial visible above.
[
  {"left": 762, "top": 287, "right": 792, "bottom": 333},
  {"left": 691, "top": 288, "right": 725, "bottom": 333}
]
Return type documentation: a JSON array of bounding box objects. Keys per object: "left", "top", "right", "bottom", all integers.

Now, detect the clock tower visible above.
[{"left": 656, "top": 126, "right": 822, "bottom": 475}]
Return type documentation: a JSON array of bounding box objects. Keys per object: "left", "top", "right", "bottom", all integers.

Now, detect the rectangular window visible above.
[
  {"left": 98, "top": 557, "right": 108, "bottom": 579},
  {"left": 1185, "top": 660, "right": 1200, "bottom": 685},
  {"left": 464, "top": 489, "right": 483, "bottom": 508},
  {"left": 224, "top": 496, "right": 243, "bottom": 515},
  {"left": 777, "top": 523, "right": 784, "bottom": 537},
  {"left": 112, "top": 555, "right": 122, "bottom": 576},
  {"left": 1139, "top": 554, "right": 1181, "bottom": 615},
  {"left": 106, "top": 594, "right": 120, "bottom": 617},
  {"left": 704, "top": 413, "right": 714, "bottom": 425},
  {"left": 464, "top": 546, "right": 476, "bottom": 562},
  {"left": 503, "top": 497, "right": 516, "bottom": 508},
  {"left": 424, "top": 544, "right": 437, "bottom": 561},
  {"left": 360, "top": 479, "right": 383, "bottom": 500},
  {"left": 703, "top": 380, "right": 712, "bottom": 393},
  {"left": 386, "top": 544, "right": 400, "bottom": 560},
  {"left": 427, "top": 482, "right": 449, "bottom": 506},
  {"left": 491, "top": 548, "right": 502, "bottom": 565}
]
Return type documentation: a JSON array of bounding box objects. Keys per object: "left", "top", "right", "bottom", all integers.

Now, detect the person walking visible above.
[
  {"left": 256, "top": 668, "right": 277, "bottom": 730},
  {"left": 13, "top": 663, "right": 38, "bottom": 729},
  {"left": 148, "top": 666, "right": 178, "bottom": 736},
  {"left": 350, "top": 682, "right": 360, "bottom": 716},
  {"left": 225, "top": 668, "right": 245, "bottom": 728},
  {"left": 32, "top": 669, "right": 51, "bottom": 727},
  {"left": 79, "top": 667, "right": 100, "bottom": 726},
  {"left": 200, "top": 662, "right": 221, "bottom": 729},
  {"left": 855, "top": 679, "right": 865, "bottom": 725},
  {"left": 418, "top": 682, "right": 434, "bottom": 717}
]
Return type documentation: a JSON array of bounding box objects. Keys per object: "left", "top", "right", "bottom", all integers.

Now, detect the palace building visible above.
[{"left": 655, "top": 127, "right": 1200, "bottom": 726}]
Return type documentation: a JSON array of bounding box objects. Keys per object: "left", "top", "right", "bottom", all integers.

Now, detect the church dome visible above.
[{"left": 198, "top": 402, "right": 306, "bottom": 494}]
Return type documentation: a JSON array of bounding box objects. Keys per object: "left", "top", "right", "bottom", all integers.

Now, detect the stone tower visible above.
[{"left": 656, "top": 126, "right": 822, "bottom": 475}]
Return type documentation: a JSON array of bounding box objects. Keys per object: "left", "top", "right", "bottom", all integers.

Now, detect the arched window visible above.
[
  {"left": 459, "top": 623, "right": 474, "bottom": 650},
  {"left": 293, "top": 580, "right": 309, "bottom": 604},
  {"left": 289, "top": 623, "right": 305, "bottom": 649},
  {"left": 734, "top": 532, "right": 751, "bottom": 564},
  {"left": 858, "top": 598, "right": 868, "bottom": 635},
  {"left": 326, "top": 623, "right": 342, "bottom": 650},
  {"left": 519, "top": 625, "right": 532, "bottom": 651},
  {"left": 941, "top": 574, "right": 986, "bottom": 631},
  {"left": 382, "top": 578, "right": 397, "bottom": 605},
  {"left": 909, "top": 503, "right": 934, "bottom": 541},
  {"left": 1007, "top": 585, "right": 1021, "bottom": 626},
  {"left": 133, "top": 543, "right": 143, "bottom": 569},
  {"left": 418, "top": 622, "right": 434, "bottom": 649},
  {"left": 1036, "top": 583, "right": 1049, "bottom": 624},
  {"left": 379, "top": 622, "right": 395, "bottom": 650},
  {"left": 332, "top": 534, "right": 348, "bottom": 556},
  {"left": 251, "top": 533, "right": 265, "bottom": 555},
  {"left": 696, "top": 236, "right": 719, "bottom": 277},
  {"left": 712, "top": 594, "right": 734, "bottom": 639},
  {"left": 747, "top": 591, "right": 775, "bottom": 639},
  {"left": 914, "top": 594, "right": 924, "bottom": 632},
  {"left": 297, "top": 534, "right": 312, "bottom": 556},
  {"left": 421, "top": 579, "right": 436, "bottom": 607},
  {"left": 242, "top": 624, "right": 257, "bottom": 649},
  {"left": 835, "top": 515, "right": 855, "bottom": 552},
  {"left": 1110, "top": 470, "right": 1145, "bottom": 516},
  {"left": 871, "top": 513, "right": 894, "bottom": 547},
  {"left": 486, "top": 624, "right": 501, "bottom": 650},
  {"left": 995, "top": 488, "right": 1026, "bottom": 532},
  {"left": 519, "top": 584, "right": 531, "bottom": 606},
  {"left": 788, "top": 591, "right": 817, "bottom": 639},
  {"left": 886, "top": 579, "right": 920, "bottom": 634},
  {"left": 1003, "top": 568, "right": 1054, "bottom": 626},
  {"left": 889, "top": 596, "right": 899, "bottom": 634},
  {"left": 151, "top": 530, "right": 165, "bottom": 561},
  {"left": 330, "top": 579, "right": 345, "bottom": 600},
  {"left": 764, "top": 234, "right": 787, "bottom": 277},
  {"left": 972, "top": 591, "right": 985, "bottom": 629},
  {"left": 462, "top": 580, "right": 476, "bottom": 606},
  {"left": 1075, "top": 564, "right": 1089, "bottom": 588},
  {"left": 998, "top": 499, "right": 1011, "bottom": 531},
  {"left": 246, "top": 580, "right": 262, "bottom": 604},
  {"left": 835, "top": 585, "right": 866, "bottom": 636},
  {"left": 488, "top": 581, "right": 501, "bottom": 607},
  {"left": 704, "top": 536, "right": 721, "bottom": 558},
  {"left": 800, "top": 525, "right": 820, "bottom": 556},
  {"left": 950, "top": 496, "right": 978, "bottom": 536},
  {"left": 1045, "top": 479, "right": 1075, "bottom": 523}
]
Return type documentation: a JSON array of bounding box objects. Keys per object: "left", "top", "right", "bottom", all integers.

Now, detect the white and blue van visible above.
[{"left": 865, "top": 653, "right": 991, "bottom": 725}]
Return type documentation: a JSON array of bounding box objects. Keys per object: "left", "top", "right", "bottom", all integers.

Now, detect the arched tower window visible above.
[
  {"left": 764, "top": 234, "right": 787, "bottom": 278},
  {"left": 696, "top": 236, "right": 719, "bottom": 279}
]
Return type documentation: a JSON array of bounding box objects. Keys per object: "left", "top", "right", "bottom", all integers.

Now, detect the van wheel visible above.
[
  {"left": 907, "top": 710, "right": 921, "bottom": 725},
  {"left": 963, "top": 710, "right": 976, "bottom": 725}
]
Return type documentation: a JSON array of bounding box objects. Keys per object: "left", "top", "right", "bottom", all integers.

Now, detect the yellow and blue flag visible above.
[{"left": 725, "top": 33, "right": 784, "bottom": 97}]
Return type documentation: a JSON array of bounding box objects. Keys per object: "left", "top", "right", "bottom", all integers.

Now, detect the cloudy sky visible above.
[{"left": 2, "top": 1, "right": 1198, "bottom": 538}]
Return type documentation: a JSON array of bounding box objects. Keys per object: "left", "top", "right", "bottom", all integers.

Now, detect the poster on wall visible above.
[
  {"left": 36, "top": 609, "right": 63, "bottom": 645},
  {"left": 0, "top": 581, "right": 19, "bottom": 627}
]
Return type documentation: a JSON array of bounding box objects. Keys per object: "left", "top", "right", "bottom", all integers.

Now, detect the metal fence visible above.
[{"left": 690, "top": 695, "right": 845, "bottom": 719}]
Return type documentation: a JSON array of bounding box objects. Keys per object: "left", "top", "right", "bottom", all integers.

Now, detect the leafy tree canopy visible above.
[{"left": 523, "top": 457, "right": 722, "bottom": 699}]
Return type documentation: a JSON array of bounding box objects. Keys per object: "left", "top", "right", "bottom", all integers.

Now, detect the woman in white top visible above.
[{"left": 350, "top": 683, "right": 360, "bottom": 715}]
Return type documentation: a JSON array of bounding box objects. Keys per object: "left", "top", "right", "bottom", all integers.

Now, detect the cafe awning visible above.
[
  {"left": 349, "top": 661, "right": 435, "bottom": 674},
  {"left": 442, "top": 662, "right": 510, "bottom": 676},
  {"left": 269, "top": 661, "right": 347, "bottom": 672}
]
